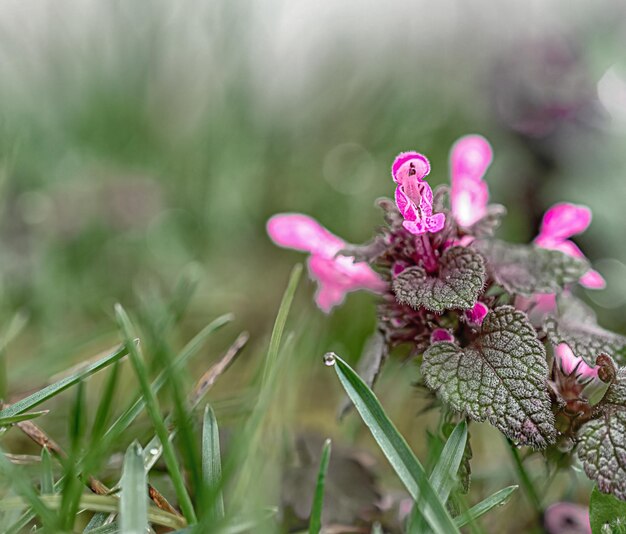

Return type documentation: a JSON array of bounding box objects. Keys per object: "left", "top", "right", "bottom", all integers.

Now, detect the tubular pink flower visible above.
[
  {"left": 267, "top": 213, "right": 386, "bottom": 313},
  {"left": 464, "top": 301, "right": 489, "bottom": 326},
  {"left": 535, "top": 203, "right": 606, "bottom": 289},
  {"left": 555, "top": 343, "right": 598, "bottom": 382},
  {"left": 391, "top": 152, "right": 445, "bottom": 235},
  {"left": 450, "top": 135, "right": 493, "bottom": 227}
]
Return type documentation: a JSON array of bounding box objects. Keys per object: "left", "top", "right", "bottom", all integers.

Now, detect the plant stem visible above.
[{"left": 506, "top": 440, "right": 542, "bottom": 516}]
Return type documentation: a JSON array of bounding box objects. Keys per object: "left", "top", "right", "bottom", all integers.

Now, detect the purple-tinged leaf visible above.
[
  {"left": 392, "top": 246, "right": 486, "bottom": 312},
  {"left": 422, "top": 306, "right": 556, "bottom": 449},
  {"left": 475, "top": 239, "right": 588, "bottom": 296},
  {"left": 577, "top": 368, "right": 626, "bottom": 501},
  {"left": 578, "top": 408, "right": 626, "bottom": 501},
  {"left": 467, "top": 204, "right": 507, "bottom": 238},
  {"left": 544, "top": 315, "right": 626, "bottom": 367}
]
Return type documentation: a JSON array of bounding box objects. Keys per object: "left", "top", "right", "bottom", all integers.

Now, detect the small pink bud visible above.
[{"left": 431, "top": 328, "right": 455, "bottom": 343}]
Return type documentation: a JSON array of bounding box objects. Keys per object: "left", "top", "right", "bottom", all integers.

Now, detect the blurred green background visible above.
[{"left": 2, "top": 1, "right": 626, "bottom": 531}]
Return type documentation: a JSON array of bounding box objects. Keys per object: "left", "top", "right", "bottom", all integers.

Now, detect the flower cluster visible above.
[{"left": 267, "top": 135, "right": 626, "bottom": 501}]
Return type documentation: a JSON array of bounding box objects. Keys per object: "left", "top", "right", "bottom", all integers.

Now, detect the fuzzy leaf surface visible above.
[
  {"left": 544, "top": 315, "right": 626, "bottom": 367},
  {"left": 422, "top": 306, "right": 555, "bottom": 448},
  {"left": 468, "top": 204, "right": 507, "bottom": 238},
  {"left": 578, "top": 368, "right": 626, "bottom": 502},
  {"left": 578, "top": 409, "right": 626, "bottom": 501},
  {"left": 393, "top": 246, "right": 485, "bottom": 312},
  {"left": 475, "top": 239, "right": 587, "bottom": 296}
]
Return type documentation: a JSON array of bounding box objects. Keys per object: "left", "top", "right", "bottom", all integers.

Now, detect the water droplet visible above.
[
  {"left": 149, "top": 448, "right": 159, "bottom": 456},
  {"left": 323, "top": 352, "right": 336, "bottom": 367}
]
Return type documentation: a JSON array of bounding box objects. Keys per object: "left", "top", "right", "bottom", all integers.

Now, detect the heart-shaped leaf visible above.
[
  {"left": 475, "top": 239, "right": 588, "bottom": 296},
  {"left": 578, "top": 368, "right": 626, "bottom": 501},
  {"left": 578, "top": 409, "right": 626, "bottom": 501},
  {"left": 422, "top": 306, "right": 556, "bottom": 448},
  {"left": 392, "top": 246, "right": 486, "bottom": 312}
]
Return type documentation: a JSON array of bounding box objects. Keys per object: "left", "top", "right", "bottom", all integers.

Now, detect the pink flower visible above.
[
  {"left": 543, "top": 502, "right": 590, "bottom": 534},
  {"left": 391, "top": 152, "right": 445, "bottom": 235},
  {"left": 449, "top": 135, "right": 493, "bottom": 227},
  {"left": 464, "top": 301, "right": 488, "bottom": 326},
  {"left": 535, "top": 203, "right": 605, "bottom": 289},
  {"left": 267, "top": 214, "right": 386, "bottom": 313},
  {"left": 555, "top": 343, "right": 598, "bottom": 383},
  {"left": 430, "top": 328, "right": 455, "bottom": 343}
]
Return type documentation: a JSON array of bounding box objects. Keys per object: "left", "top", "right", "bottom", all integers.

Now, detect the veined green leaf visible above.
[
  {"left": 120, "top": 442, "right": 148, "bottom": 534},
  {"left": 325, "top": 352, "right": 459, "bottom": 534},
  {"left": 308, "top": 438, "right": 331, "bottom": 534}
]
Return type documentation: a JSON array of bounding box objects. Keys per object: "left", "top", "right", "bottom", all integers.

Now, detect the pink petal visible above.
[
  {"left": 267, "top": 213, "right": 345, "bottom": 258},
  {"left": 395, "top": 182, "right": 445, "bottom": 236},
  {"left": 580, "top": 269, "right": 606, "bottom": 289},
  {"left": 555, "top": 342, "right": 578, "bottom": 376},
  {"left": 464, "top": 301, "right": 489, "bottom": 326},
  {"left": 423, "top": 213, "right": 446, "bottom": 233},
  {"left": 308, "top": 255, "right": 385, "bottom": 313},
  {"left": 314, "top": 283, "right": 347, "bottom": 313},
  {"left": 395, "top": 187, "right": 417, "bottom": 222},
  {"left": 555, "top": 343, "right": 598, "bottom": 380},
  {"left": 450, "top": 135, "right": 493, "bottom": 184},
  {"left": 391, "top": 152, "right": 430, "bottom": 184},
  {"left": 431, "top": 328, "right": 455, "bottom": 343},
  {"left": 538, "top": 203, "right": 592, "bottom": 243},
  {"left": 449, "top": 135, "right": 492, "bottom": 227},
  {"left": 451, "top": 178, "right": 489, "bottom": 227}
]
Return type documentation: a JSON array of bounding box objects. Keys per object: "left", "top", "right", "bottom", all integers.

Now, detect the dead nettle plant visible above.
[{"left": 267, "top": 135, "right": 626, "bottom": 524}]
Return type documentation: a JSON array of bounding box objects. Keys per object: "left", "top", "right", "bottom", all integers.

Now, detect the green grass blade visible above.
[
  {"left": 115, "top": 304, "right": 197, "bottom": 524},
  {"left": 202, "top": 404, "right": 224, "bottom": 520},
  {"left": 40, "top": 447, "right": 54, "bottom": 495},
  {"left": 325, "top": 352, "right": 459, "bottom": 534},
  {"left": 0, "top": 448, "right": 58, "bottom": 528},
  {"left": 103, "top": 314, "right": 232, "bottom": 444},
  {"left": 454, "top": 485, "right": 518, "bottom": 527},
  {"left": 59, "top": 379, "right": 88, "bottom": 530},
  {"left": 84, "top": 512, "right": 110, "bottom": 531},
  {"left": 371, "top": 523, "right": 383, "bottom": 534},
  {"left": 120, "top": 441, "right": 148, "bottom": 534},
  {"left": 0, "top": 344, "right": 128, "bottom": 420},
  {"left": 261, "top": 264, "right": 303, "bottom": 387},
  {"left": 409, "top": 421, "right": 468, "bottom": 533},
  {"left": 91, "top": 361, "right": 120, "bottom": 441},
  {"left": 83, "top": 523, "right": 119, "bottom": 534},
  {"left": 0, "top": 410, "right": 48, "bottom": 427},
  {"left": 308, "top": 438, "right": 331, "bottom": 534},
  {"left": 0, "top": 494, "right": 186, "bottom": 530}
]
